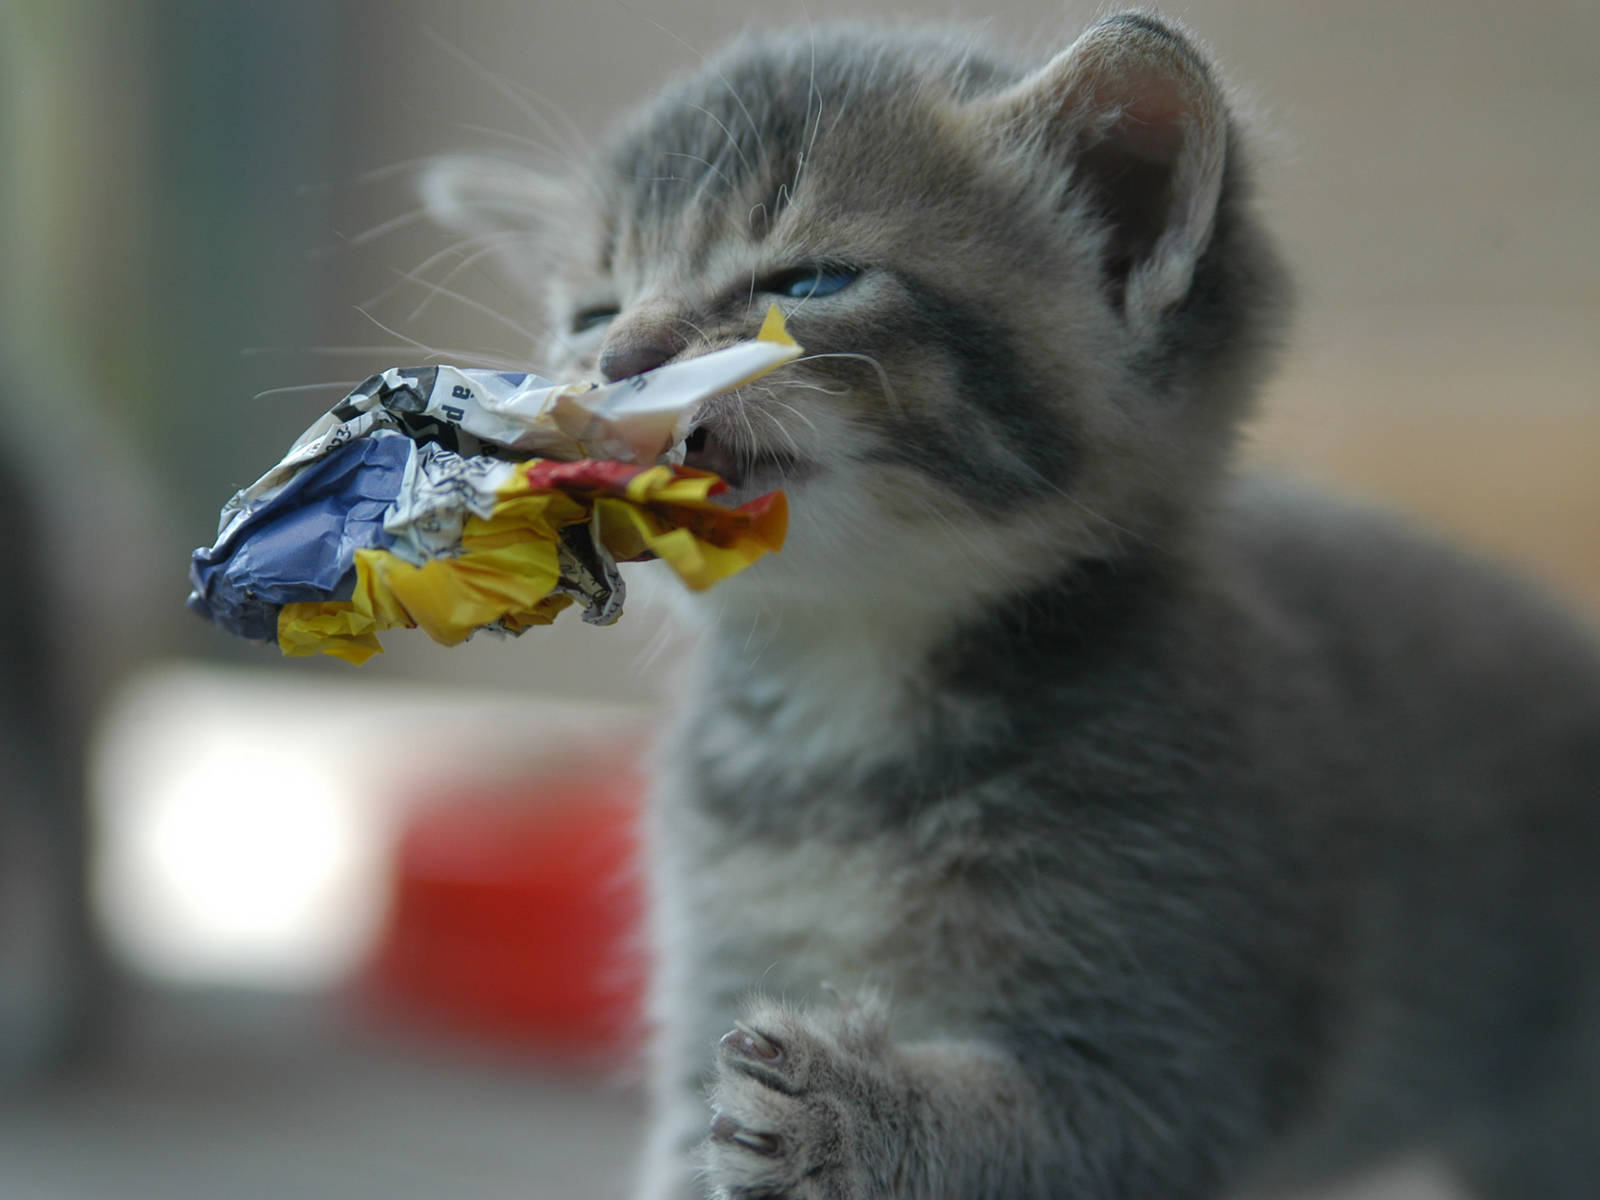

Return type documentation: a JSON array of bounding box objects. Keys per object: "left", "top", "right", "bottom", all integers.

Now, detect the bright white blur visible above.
[{"left": 90, "top": 664, "right": 650, "bottom": 989}]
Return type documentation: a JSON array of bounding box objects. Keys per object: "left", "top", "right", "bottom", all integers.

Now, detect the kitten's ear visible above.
[
  {"left": 418, "top": 154, "right": 570, "bottom": 292},
  {"left": 980, "top": 12, "right": 1228, "bottom": 330}
]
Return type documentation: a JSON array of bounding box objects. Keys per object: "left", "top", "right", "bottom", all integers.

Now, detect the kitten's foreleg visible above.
[{"left": 701, "top": 993, "right": 1054, "bottom": 1200}]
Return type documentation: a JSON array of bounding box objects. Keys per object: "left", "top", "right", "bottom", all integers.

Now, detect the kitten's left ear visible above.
[
  {"left": 978, "top": 12, "right": 1228, "bottom": 331},
  {"left": 418, "top": 154, "right": 572, "bottom": 294}
]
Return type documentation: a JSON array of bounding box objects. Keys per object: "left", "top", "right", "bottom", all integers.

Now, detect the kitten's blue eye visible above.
[{"left": 763, "top": 265, "right": 858, "bottom": 300}]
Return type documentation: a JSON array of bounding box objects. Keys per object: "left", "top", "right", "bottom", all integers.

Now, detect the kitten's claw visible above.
[
  {"left": 702, "top": 997, "right": 895, "bottom": 1199},
  {"left": 711, "top": 1112, "right": 782, "bottom": 1156},
  {"left": 722, "top": 1024, "right": 783, "bottom": 1063}
]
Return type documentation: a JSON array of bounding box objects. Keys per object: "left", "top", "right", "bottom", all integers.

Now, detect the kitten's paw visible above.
[{"left": 702, "top": 997, "right": 900, "bottom": 1200}]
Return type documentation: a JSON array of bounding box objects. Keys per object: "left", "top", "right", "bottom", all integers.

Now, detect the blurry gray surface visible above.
[
  {"left": 0, "top": 991, "right": 645, "bottom": 1200},
  {"left": 0, "top": 988, "right": 1468, "bottom": 1200}
]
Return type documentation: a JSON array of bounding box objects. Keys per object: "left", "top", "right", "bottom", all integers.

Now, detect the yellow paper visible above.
[{"left": 277, "top": 458, "right": 786, "bottom": 660}]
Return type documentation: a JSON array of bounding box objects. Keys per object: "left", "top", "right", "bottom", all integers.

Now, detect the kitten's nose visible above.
[{"left": 597, "top": 324, "right": 685, "bottom": 382}]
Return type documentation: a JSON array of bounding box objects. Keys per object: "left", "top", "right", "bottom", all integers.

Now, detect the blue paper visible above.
[{"left": 188, "top": 433, "right": 412, "bottom": 642}]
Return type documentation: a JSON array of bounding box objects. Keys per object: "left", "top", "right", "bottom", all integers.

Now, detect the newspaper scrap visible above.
[{"left": 189, "top": 307, "right": 799, "bottom": 664}]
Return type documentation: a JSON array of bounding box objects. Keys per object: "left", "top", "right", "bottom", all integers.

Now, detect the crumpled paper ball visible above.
[{"left": 188, "top": 308, "right": 798, "bottom": 663}]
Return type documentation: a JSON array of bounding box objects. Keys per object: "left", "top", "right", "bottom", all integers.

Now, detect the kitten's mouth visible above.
[{"left": 681, "top": 425, "right": 811, "bottom": 501}]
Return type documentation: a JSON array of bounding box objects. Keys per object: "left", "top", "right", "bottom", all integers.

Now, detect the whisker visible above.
[
  {"left": 757, "top": 396, "right": 820, "bottom": 436},
  {"left": 792, "top": 352, "right": 903, "bottom": 416},
  {"left": 743, "top": 593, "right": 783, "bottom": 671},
  {"left": 243, "top": 345, "right": 530, "bottom": 370},
  {"left": 793, "top": 0, "right": 820, "bottom": 199},
  {"left": 421, "top": 29, "right": 570, "bottom": 156},
  {"left": 1056, "top": 485, "right": 1145, "bottom": 545},
  {"left": 309, "top": 205, "right": 433, "bottom": 258},
  {"left": 385, "top": 265, "right": 546, "bottom": 358},
  {"left": 251, "top": 381, "right": 357, "bottom": 401},
  {"left": 688, "top": 103, "right": 755, "bottom": 178},
  {"left": 243, "top": 344, "right": 504, "bottom": 359},
  {"left": 908, "top": 496, "right": 1011, "bottom": 579},
  {"left": 611, "top": 0, "right": 766, "bottom": 163},
  {"left": 631, "top": 608, "right": 684, "bottom": 675},
  {"left": 825, "top": 82, "right": 857, "bottom": 140},
  {"left": 742, "top": 599, "right": 765, "bottom": 654},
  {"left": 765, "top": 416, "right": 806, "bottom": 462},
  {"left": 294, "top": 156, "right": 458, "bottom": 198},
  {"left": 454, "top": 122, "right": 565, "bottom": 158},
  {"left": 354, "top": 298, "right": 446, "bottom": 358},
  {"left": 358, "top": 229, "right": 535, "bottom": 313},
  {"left": 352, "top": 306, "right": 526, "bottom": 370},
  {"left": 421, "top": 30, "right": 607, "bottom": 207},
  {"left": 670, "top": 314, "right": 714, "bottom": 346},
  {"left": 747, "top": 391, "right": 806, "bottom": 459},
  {"left": 421, "top": 228, "right": 542, "bottom": 282},
  {"left": 501, "top": 80, "right": 603, "bottom": 181},
  {"left": 734, "top": 398, "right": 763, "bottom": 469},
  {"left": 775, "top": 379, "right": 847, "bottom": 399},
  {"left": 662, "top": 150, "right": 736, "bottom": 194}
]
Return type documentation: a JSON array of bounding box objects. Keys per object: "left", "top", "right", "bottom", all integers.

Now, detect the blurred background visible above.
[{"left": 0, "top": 1, "right": 1594, "bottom": 1197}]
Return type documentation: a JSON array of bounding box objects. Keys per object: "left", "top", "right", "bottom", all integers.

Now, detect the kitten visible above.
[{"left": 424, "top": 12, "right": 1600, "bottom": 1199}]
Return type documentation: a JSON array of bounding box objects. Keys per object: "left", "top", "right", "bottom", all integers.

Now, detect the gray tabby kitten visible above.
[{"left": 425, "top": 12, "right": 1600, "bottom": 1200}]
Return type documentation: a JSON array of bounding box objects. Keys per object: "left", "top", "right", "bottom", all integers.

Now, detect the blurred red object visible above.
[{"left": 366, "top": 767, "right": 647, "bottom": 1057}]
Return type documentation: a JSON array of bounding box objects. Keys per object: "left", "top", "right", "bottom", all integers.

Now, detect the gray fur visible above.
[{"left": 426, "top": 11, "right": 1600, "bottom": 1199}]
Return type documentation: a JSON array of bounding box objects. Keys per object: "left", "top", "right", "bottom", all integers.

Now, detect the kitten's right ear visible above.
[
  {"left": 418, "top": 154, "right": 569, "bottom": 292},
  {"left": 978, "top": 12, "right": 1228, "bottom": 333}
]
